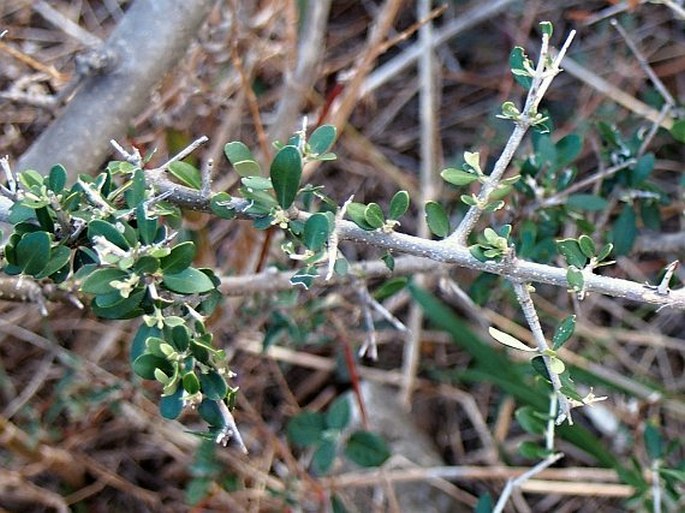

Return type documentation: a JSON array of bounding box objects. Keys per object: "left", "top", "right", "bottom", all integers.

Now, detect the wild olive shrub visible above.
[{"left": 2, "top": 21, "right": 684, "bottom": 511}]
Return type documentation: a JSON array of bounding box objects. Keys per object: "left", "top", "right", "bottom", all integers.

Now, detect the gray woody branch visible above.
[{"left": 17, "top": 0, "right": 214, "bottom": 176}]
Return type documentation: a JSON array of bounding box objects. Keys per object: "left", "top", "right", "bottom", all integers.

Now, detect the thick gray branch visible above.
[{"left": 17, "top": 0, "right": 214, "bottom": 176}]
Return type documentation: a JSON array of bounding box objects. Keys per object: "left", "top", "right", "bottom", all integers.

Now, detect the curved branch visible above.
[{"left": 17, "top": 0, "right": 214, "bottom": 176}]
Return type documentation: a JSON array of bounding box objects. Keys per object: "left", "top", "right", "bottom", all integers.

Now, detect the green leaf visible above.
[
  {"left": 135, "top": 204, "right": 158, "bottom": 246},
  {"left": 566, "top": 267, "right": 585, "bottom": 292},
  {"left": 270, "top": 145, "right": 302, "bottom": 209},
  {"left": 669, "top": 119, "right": 685, "bottom": 143},
  {"left": 468, "top": 245, "right": 488, "bottom": 263},
  {"left": 460, "top": 194, "right": 478, "bottom": 206},
  {"left": 346, "top": 202, "right": 374, "bottom": 230},
  {"left": 19, "top": 169, "right": 44, "bottom": 189},
  {"left": 488, "top": 327, "right": 536, "bottom": 352},
  {"left": 91, "top": 289, "right": 145, "bottom": 319},
  {"left": 88, "top": 219, "right": 130, "bottom": 250},
  {"left": 474, "top": 493, "right": 493, "bottom": 513},
  {"left": 241, "top": 175, "right": 272, "bottom": 191},
  {"left": 630, "top": 153, "right": 655, "bottom": 185},
  {"left": 160, "top": 386, "right": 184, "bottom": 419},
  {"left": 198, "top": 399, "right": 224, "bottom": 427},
  {"left": 289, "top": 266, "right": 318, "bottom": 289},
  {"left": 162, "top": 267, "right": 215, "bottom": 294},
  {"left": 132, "top": 353, "right": 173, "bottom": 380},
  {"left": 16, "top": 231, "right": 51, "bottom": 276},
  {"left": 596, "top": 242, "right": 614, "bottom": 262},
  {"left": 199, "top": 370, "right": 228, "bottom": 401},
  {"left": 168, "top": 161, "right": 202, "bottom": 190},
  {"left": 303, "top": 213, "right": 330, "bottom": 251},
  {"left": 566, "top": 194, "right": 608, "bottom": 212},
  {"left": 224, "top": 141, "right": 261, "bottom": 176},
  {"left": 344, "top": 430, "right": 391, "bottom": 467},
  {"left": 311, "top": 438, "right": 337, "bottom": 475},
  {"left": 611, "top": 204, "right": 637, "bottom": 256},
  {"left": 381, "top": 252, "right": 395, "bottom": 271},
  {"left": 48, "top": 164, "right": 67, "bottom": 193},
  {"left": 131, "top": 325, "right": 161, "bottom": 363},
  {"left": 36, "top": 245, "right": 71, "bottom": 279},
  {"left": 539, "top": 21, "right": 553, "bottom": 37},
  {"left": 552, "top": 315, "right": 576, "bottom": 350},
  {"left": 424, "top": 201, "right": 449, "bottom": 238},
  {"left": 555, "top": 133, "right": 582, "bottom": 167},
  {"left": 519, "top": 440, "right": 551, "bottom": 459},
  {"left": 440, "top": 168, "right": 478, "bottom": 186},
  {"left": 577, "top": 235, "right": 595, "bottom": 259},
  {"left": 530, "top": 355, "right": 551, "bottom": 382},
  {"left": 133, "top": 255, "right": 160, "bottom": 275},
  {"left": 388, "top": 190, "right": 410, "bottom": 220},
  {"left": 171, "top": 325, "right": 190, "bottom": 351},
  {"left": 186, "top": 477, "right": 212, "bottom": 506},
  {"left": 363, "top": 203, "right": 385, "bottom": 229},
  {"left": 210, "top": 192, "right": 236, "bottom": 219},
  {"left": 549, "top": 356, "right": 566, "bottom": 374},
  {"left": 125, "top": 168, "right": 147, "bottom": 208},
  {"left": 309, "top": 124, "right": 337, "bottom": 155},
  {"left": 81, "top": 268, "right": 129, "bottom": 294},
  {"left": 160, "top": 241, "right": 196, "bottom": 274},
  {"left": 373, "top": 277, "right": 408, "bottom": 301},
  {"left": 325, "top": 396, "right": 351, "bottom": 430},
  {"left": 331, "top": 494, "right": 348, "bottom": 513},
  {"left": 287, "top": 411, "right": 325, "bottom": 447},
  {"left": 556, "top": 238, "right": 587, "bottom": 268},
  {"left": 515, "top": 406, "right": 546, "bottom": 435},
  {"left": 509, "top": 46, "right": 533, "bottom": 90},
  {"left": 644, "top": 422, "right": 663, "bottom": 460}
]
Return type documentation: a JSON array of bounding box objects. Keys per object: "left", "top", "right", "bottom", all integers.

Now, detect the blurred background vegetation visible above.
[{"left": 0, "top": 1, "right": 684, "bottom": 511}]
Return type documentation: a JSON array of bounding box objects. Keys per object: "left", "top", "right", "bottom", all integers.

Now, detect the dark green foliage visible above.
[
  {"left": 168, "top": 161, "right": 202, "bottom": 189},
  {"left": 270, "top": 145, "right": 303, "bottom": 209},
  {"left": 224, "top": 141, "right": 261, "bottom": 176},
  {"left": 344, "top": 430, "right": 391, "bottom": 467},
  {"left": 424, "top": 200, "right": 449, "bottom": 238}
]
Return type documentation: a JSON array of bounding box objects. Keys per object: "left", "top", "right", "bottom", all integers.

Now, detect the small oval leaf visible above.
[
  {"left": 344, "top": 430, "right": 391, "bottom": 467},
  {"left": 168, "top": 161, "right": 202, "bottom": 190},
  {"left": 489, "top": 327, "right": 537, "bottom": 352},
  {"left": 440, "top": 168, "right": 479, "bottom": 186},
  {"left": 224, "top": 141, "right": 261, "bottom": 176},
  {"left": 303, "top": 213, "right": 330, "bottom": 251},
  {"left": 160, "top": 241, "right": 196, "bottom": 274},
  {"left": 388, "top": 190, "right": 410, "bottom": 220},
  {"left": 270, "top": 145, "right": 302, "bottom": 209},
  {"left": 552, "top": 314, "right": 576, "bottom": 350},
  {"left": 364, "top": 203, "right": 385, "bottom": 229},
  {"left": 309, "top": 124, "right": 337, "bottom": 155},
  {"left": 424, "top": 201, "right": 450, "bottom": 238},
  {"left": 17, "top": 231, "right": 51, "bottom": 276},
  {"left": 162, "top": 267, "right": 215, "bottom": 294},
  {"left": 287, "top": 411, "right": 325, "bottom": 447}
]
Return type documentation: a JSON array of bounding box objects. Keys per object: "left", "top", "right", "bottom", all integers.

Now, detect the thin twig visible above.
[
  {"left": 216, "top": 399, "right": 248, "bottom": 454},
  {"left": 651, "top": 458, "right": 662, "bottom": 513},
  {"left": 492, "top": 452, "right": 564, "bottom": 513},
  {"left": 447, "top": 29, "right": 576, "bottom": 245},
  {"left": 401, "top": 0, "right": 440, "bottom": 407},
  {"left": 155, "top": 135, "right": 209, "bottom": 171},
  {"left": 534, "top": 158, "right": 637, "bottom": 210},
  {"left": 561, "top": 55, "right": 674, "bottom": 129},
  {"left": 511, "top": 281, "right": 572, "bottom": 423},
  {"left": 610, "top": 18, "right": 675, "bottom": 106},
  {"left": 357, "top": 285, "right": 379, "bottom": 360}
]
